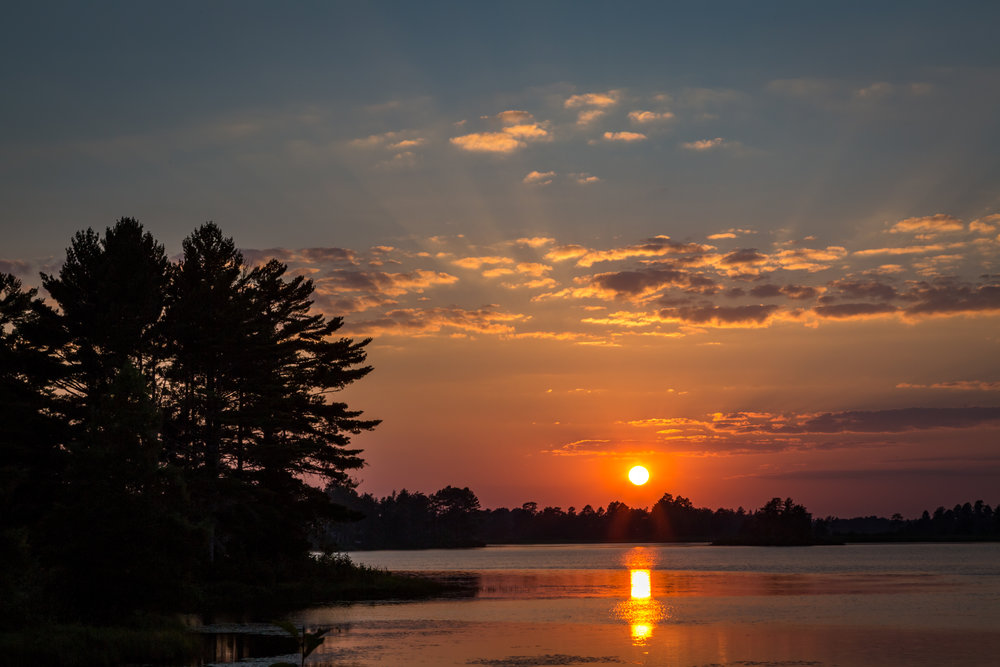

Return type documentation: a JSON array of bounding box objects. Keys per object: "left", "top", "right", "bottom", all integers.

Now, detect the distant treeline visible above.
[{"left": 324, "top": 485, "right": 1000, "bottom": 549}]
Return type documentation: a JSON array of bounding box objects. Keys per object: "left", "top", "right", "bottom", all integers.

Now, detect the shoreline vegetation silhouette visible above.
[
  {"left": 326, "top": 485, "right": 1000, "bottom": 550},
  {"left": 2, "top": 218, "right": 998, "bottom": 664}
]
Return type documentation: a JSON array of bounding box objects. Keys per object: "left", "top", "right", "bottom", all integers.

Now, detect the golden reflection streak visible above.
[
  {"left": 614, "top": 567, "right": 666, "bottom": 646},
  {"left": 631, "top": 569, "right": 651, "bottom": 599}
]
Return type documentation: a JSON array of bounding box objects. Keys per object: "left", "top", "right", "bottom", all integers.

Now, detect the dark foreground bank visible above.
[{"left": 0, "top": 554, "right": 461, "bottom": 667}]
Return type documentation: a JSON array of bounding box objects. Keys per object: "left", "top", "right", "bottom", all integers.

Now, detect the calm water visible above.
[{"left": 198, "top": 543, "right": 1000, "bottom": 666}]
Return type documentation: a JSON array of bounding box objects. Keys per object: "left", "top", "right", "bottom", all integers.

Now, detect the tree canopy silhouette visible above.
[{"left": 1, "top": 218, "right": 378, "bottom": 622}]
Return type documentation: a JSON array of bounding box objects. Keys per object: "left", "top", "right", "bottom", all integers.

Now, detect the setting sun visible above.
[{"left": 628, "top": 466, "right": 649, "bottom": 486}]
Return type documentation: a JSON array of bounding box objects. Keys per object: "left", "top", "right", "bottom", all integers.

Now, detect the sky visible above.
[{"left": 2, "top": 1, "right": 999, "bottom": 517}]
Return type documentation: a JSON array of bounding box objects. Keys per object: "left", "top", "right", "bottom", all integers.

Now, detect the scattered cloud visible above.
[
  {"left": 628, "top": 110, "right": 674, "bottom": 124},
  {"left": 889, "top": 214, "right": 964, "bottom": 236},
  {"left": 343, "top": 305, "right": 529, "bottom": 337},
  {"left": 515, "top": 237, "right": 555, "bottom": 248},
  {"left": 523, "top": 170, "right": 556, "bottom": 186},
  {"left": 453, "top": 256, "right": 515, "bottom": 270},
  {"left": 450, "top": 117, "right": 551, "bottom": 154},
  {"left": 496, "top": 110, "right": 534, "bottom": 124},
  {"left": 450, "top": 131, "right": 527, "bottom": 154},
  {"left": 576, "top": 109, "right": 606, "bottom": 126},
  {"left": 572, "top": 173, "right": 600, "bottom": 185},
  {"left": 897, "top": 380, "right": 1000, "bottom": 392},
  {"left": 681, "top": 137, "right": 736, "bottom": 151},
  {"left": 564, "top": 91, "right": 621, "bottom": 109},
  {"left": 603, "top": 131, "right": 647, "bottom": 143},
  {"left": 318, "top": 268, "right": 458, "bottom": 297}
]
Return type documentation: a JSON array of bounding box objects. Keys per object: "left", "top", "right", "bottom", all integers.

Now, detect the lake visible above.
[{"left": 198, "top": 543, "right": 1000, "bottom": 666}]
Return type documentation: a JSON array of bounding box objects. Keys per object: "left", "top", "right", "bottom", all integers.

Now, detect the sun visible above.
[{"left": 628, "top": 465, "right": 649, "bottom": 486}]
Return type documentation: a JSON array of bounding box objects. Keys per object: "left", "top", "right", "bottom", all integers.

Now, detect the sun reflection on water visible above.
[{"left": 613, "top": 548, "right": 667, "bottom": 646}]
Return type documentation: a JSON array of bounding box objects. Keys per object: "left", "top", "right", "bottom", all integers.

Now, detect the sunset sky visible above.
[{"left": 3, "top": 1, "right": 999, "bottom": 517}]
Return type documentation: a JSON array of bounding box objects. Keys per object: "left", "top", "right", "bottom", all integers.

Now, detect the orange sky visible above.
[{"left": 3, "top": 3, "right": 999, "bottom": 518}]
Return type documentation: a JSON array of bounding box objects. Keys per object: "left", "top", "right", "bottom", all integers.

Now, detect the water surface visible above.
[{"left": 200, "top": 543, "right": 1000, "bottom": 665}]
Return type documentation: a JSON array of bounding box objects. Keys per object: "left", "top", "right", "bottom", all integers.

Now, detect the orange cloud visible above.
[
  {"left": 450, "top": 121, "right": 550, "bottom": 153},
  {"left": 515, "top": 236, "right": 555, "bottom": 248},
  {"left": 515, "top": 262, "right": 553, "bottom": 277},
  {"left": 545, "top": 244, "right": 589, "bottom": 262},
  {"left": 576, "top": 109, "right": 606, "bottom": 126},
  {"left": 317, "top": 268, "right": 458, "bottom": 297},
  {"left": 889, "top": 214, "right": 964, "bottom": 235},
  {"left": 453, "top": 256, "right": 515, "bottom": 270},
  {"left": 603, "top": 131, "right": 647, "bottom": 142},
  {"left": 970, "top": 214, "right": 1000, "bottom": 234},
  {"left": 774, "top": 246, "right": 847, "bottom": 271},
  {"left": 897, "top": 380, "right": 1000, "bottom": 391},
  {"left": 496, "top": 110, "right": 534, "bottom": 124},
  {"left": 564, "top": 91, "right": 621, "bottom": 108},
  {"left": 853, "top": 242, "right": 965, "bottom": 257},
  {"left": 656, "top": 303, "right": 780, "bottom": 328},
  {"left": 523, "top": 170, "right": 555, "bottom": 186},
  {"left": 681, "top": 137, "right": 731, "bottom": 151},
  {"left": 575, "top": 237, "right": 711, "bottom": 267},
  {"left": 628, "top": 110, "right": 674, "bottom": 124},
  {"left": 344, "top": 305, "right": 528, "bottom": 337},
  {"left": 450, "top": 132, "right": 524, "bottom": 153}
]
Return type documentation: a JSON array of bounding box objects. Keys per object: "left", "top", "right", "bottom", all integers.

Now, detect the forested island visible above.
[{"left": 325, "top": 484, "right": 1000, "bottom": 549}]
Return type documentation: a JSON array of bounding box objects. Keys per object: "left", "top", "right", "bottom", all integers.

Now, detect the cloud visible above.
[
  {"left": 587, "top": 267, "right": 715, "bottom": 300},
  {"left": 515, "top": 237, "right": 555, "bottom": 248},
  {"left": 573, "top": 173, "right": 600, "bottom": 185},
  {"left": 813, "top": 302, "right": 897, "bottom": 319},
  {"left": 603, "top": 131, "right": 647, "bottom": 143},
  {"left": 450, "top": 121, "right": 550, "bottom": 154},
  {"left": 854, "top": 82, "right": 895, "bottom": 99},
  {"left": 496, "top": 110, "right": 534, "bottom": 124},
  {"left": 342, "top": 305, "right": 528, "bottom": 337},
  {"left": 349, "top": 130, "right": 424, "bottom": 149},
  {"left": 0, "top": 259, "right": 33, "bottom": 277},
  {"left": 903, "top": 278, "right": 1000, "bottom": 317},
  {"left": 829, "top": 278, "right": 898, "bottom": 301},
  {"left": 970, "top": 214, "right": 1000, "bottom": 234},
  {"left": 897, "top": 381, "right": 1000, "bottom": 392},
  {"left": 318, "top": 268, "right": 458, "bottom": 297},
  {"left": 721, "top": 248, "right": 767, "bottom": 265},
  {"left": 515, "top": 262, "right": 553, "bottom": 277},
  {"left": 545, "top": 245, "right": 590, "bottom": 262},
  {"left": 387, "top": 138, "right": 426, "bottom": 150},
  {"left": 774, "top": 246, "right": 847, "bottom": 271},
  {"left": 501, "top": 277, "right": 558, "bottom": 290},
  {"left": 503, "top": 124, "right": 550, "bottom": 140},
  {"left": 657, "top": 303, "right": 780, "bottom": 327},
  {"left": 574, "top": 237, "right": 711, "bottom": 267},
  {"left": 576, "top": 109, "right": 606, "bottom": 126},
  {"left": 449, "top": 132, "right": 526, "bottom": 154},
  {"left": 889, "top": 214, "right": 964, "bottom": 235},
  {"left": 628, "top": 110, "right": 674, "bottom": 124},
  {"left": 632, "top": 407, "right": 1000, "bottom": 436},
  {"left": 681, "top": 137, "right": 734, "bottom": 151},
  {"left": 564, "top": 91, "right": 620, "bottom": 109},
  {"left": 750, "top": 283, "right": 819, "bottom": 300},
  {"left": 707, "top": 228, "right": 756, "bottom": 240},
  {"left": 453, "top": 256, "right": 515, "bottom": 270},
  {"left": 523, "top": 170, "right": 555, "bottom": 186},
  {"left": 242, "top": 246, "right": 358, "bottom": 267},
  {"left": 852, "top": 242, "right": 963, "bottom": 257}
]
